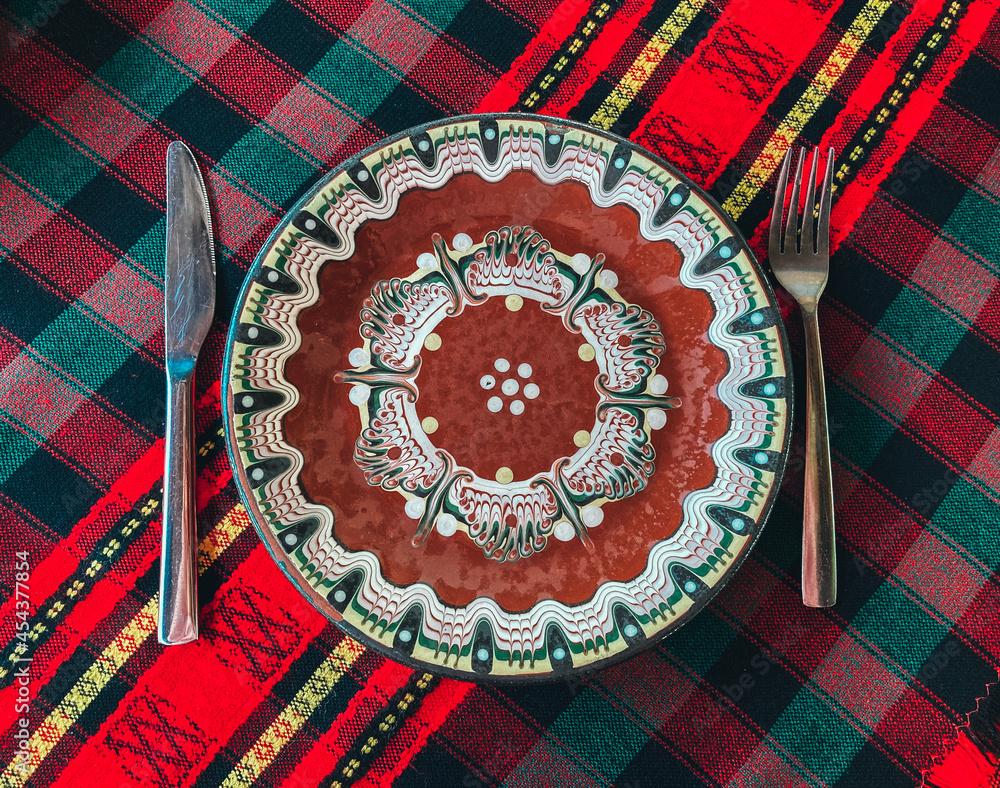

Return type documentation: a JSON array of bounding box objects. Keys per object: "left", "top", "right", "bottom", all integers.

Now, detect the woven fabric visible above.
[{"left": 1, "top": 0, "right": 999, "bottom": 785}]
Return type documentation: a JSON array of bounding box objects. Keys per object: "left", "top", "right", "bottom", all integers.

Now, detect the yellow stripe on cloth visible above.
[
  {"left": 219, "top": 638, "right": 366, "bottom": 788},
  {"left": 589, "top": 0, "right": 708, "bottom": 130},
  {"left": 0, "top": 503, "right": 253, "bottom": 787},
  {"left": 721, "top": 0, "right": 893, "bottom": 219}
]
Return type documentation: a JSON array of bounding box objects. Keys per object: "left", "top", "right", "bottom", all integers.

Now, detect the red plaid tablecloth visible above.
[{"left": 1, "top": 0, "right": 999, "bottom": 785}]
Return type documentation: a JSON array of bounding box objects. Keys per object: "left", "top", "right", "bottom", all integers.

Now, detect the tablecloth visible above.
[{"left": 1, "top": 0, "right": 999, "bottom": 785}]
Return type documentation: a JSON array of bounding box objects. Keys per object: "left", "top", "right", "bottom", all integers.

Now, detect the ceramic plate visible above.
[{"left": 223, "top": 114, "right": 791, "bottom": 681}]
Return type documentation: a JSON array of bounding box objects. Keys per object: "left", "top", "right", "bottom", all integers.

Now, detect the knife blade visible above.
[{"left": 159, "top": 141, "right": 215, "bottom": 645}]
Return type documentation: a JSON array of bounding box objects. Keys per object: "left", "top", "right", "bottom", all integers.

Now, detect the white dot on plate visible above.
[
  {"left": 251, "top": 468, "right": 264, "bottom": 481},
  {"left": 553, "top": 647, "right": 566, "bottom": 660},
  {"left": 647, "top": 408, "right": 667, "bottom": 430},
  {"left": 349, "top": 384, "right": 370, "bottom": 405},
  {"left": 509, "top": 399, "right": 524, "bottom": 415},
  {"left": 614, "top": 156, "right": 625, "bottom": 169},
  {"left": 333, "top": 589, "right": 346, "bottom": 603},
  {"left": 480, "top": 374, "right": 496, "bottom": 390},
  {"left": 241, "top": 395, "right": 254, "bottom": 408},
  {"left": 650, "top": 374, "right": 668, "bottom": 395},
  {"left": 684, "top": 581, "right": 697, "bottom": 593},
  {"left": 356, "top": 169, "right": 369, "bottom": 182},
  {"left": 404, "top": 497, "right": 425, "bottom": 519},
  {"left": 418, "top": 139, "right": 430, "bottom": 151},
  {"left": 581, "top": 505, "right": 604, "bottom": 528},
  {"left": 349, "top": 347, "right": 369, "bottom": 367},
  {"left": 553, "top": 521, "right": 575, "bottom": 541},
  {"left": 501, "top": 379, "right": 519, "bottom": 396},
  {"left": 599, "top": 270, "right": 619, "bottom": 289},
  {"left": 517, "top": 363, "right": 532, "bottom": 378},
  {"left": 304, "top": 218, "right": 317, "bottom": 230},
  {"left": 436, "top": 513, "right": 458, "bottom": 537},
  {"left": 247, "top": 326, "right": 259, "bottom": 339},
  {"left": 398, "top": 629, "right": 412, "bottom": 642},
  {"left": 494, "top": 358, "right": 510, "bottom": 373},
  {"left": 571, "top": 253, "right": 591, "bottom": 275},
  {"left": 484, "top": 127, "right": 496, "bottom": 140},
  {"left": 417, "top": 252, "right": 437, "bottom": 269},
  {"left": 524, "top": 383, "right": 539, "bottom": 399},
  {"left": 477, "top": 648, "right": 489, "bottom": 661},
  {"left": 283, "top": 532, "right": 297, "bottom": 545},
  {"left": 487, "top": 396, "right": 503, "bottom": 413},
  {"left": 624, "top": 624, "right": 638, "bottom": 637},
  {"left": 452, "top": 232, "right": 473, "bottom": 251},
  {"left": 548, "top": 134, "right": 560, "bottom": 145},
  {"left": 267, "top": 270, "right": 279, "bottom": 282}
]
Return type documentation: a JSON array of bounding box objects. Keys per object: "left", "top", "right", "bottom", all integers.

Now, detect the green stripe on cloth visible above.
[
  {"left": 501, "top": 606, "right": 747, "bottom": 787},
  {"left": 946, "top": 189, "right": 1000, "bottom": 268},
  {"left": 876, "top": 289, "right": 968, "bottom": 370},
  {"left": 0, "top": 420, "right": 40, "bottom": 485},
  {"left": 931, "top": 479, "right": 1000, "bottom": 567},
  {"left": 828, "top": 385, "right": 896, "bottom": 469}
]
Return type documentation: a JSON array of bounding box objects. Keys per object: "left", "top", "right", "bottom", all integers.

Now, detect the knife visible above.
[{"left": 159, "top": 141, "right": 215, "bottom": 645}]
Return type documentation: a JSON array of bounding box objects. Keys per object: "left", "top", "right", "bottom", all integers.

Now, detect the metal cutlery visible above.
[
  {"left": 768, "top": 147, "right": 837, "bottom": 608},
  {"left": 160, "top": 141, "right": 216, "bottom": 644}
]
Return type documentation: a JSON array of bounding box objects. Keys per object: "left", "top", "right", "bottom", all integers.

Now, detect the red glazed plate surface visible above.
[{"left": 223, "top": 115, "right": 792, "bottom": 681}]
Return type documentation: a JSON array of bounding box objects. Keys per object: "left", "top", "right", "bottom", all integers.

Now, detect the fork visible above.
[{"left": 769, "top": 147, "right": 837, "bottom": 608}]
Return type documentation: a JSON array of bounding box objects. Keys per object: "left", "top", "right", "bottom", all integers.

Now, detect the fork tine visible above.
[
  {"left": 801, "top": 147, "right": 820, "bottom": 254},
  {"left": 784, "top": 149, "right": 805, "bottom": 254},
  {"left": 817, "top": 147, "right": 834, "bottom": 253},
  {"left": 770, "top": 149, "right": 792, "bottom": 254}
]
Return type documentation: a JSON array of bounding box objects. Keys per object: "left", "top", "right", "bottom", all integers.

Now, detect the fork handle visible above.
[{"left": 801, "top": 305, "right": 837, "bottom": 607}]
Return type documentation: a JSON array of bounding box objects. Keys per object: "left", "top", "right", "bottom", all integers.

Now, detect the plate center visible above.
[{"left": 416, "top": 295, "right": 598, "bottom": 480}]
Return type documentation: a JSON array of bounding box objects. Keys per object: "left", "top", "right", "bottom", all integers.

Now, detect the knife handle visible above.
[{"left": 159, "top": 370, "right": 200, "bottom": 645}]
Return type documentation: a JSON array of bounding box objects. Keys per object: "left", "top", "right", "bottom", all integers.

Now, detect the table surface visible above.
[{"left": 1, "top": 0, "right": 999, "bottom": 786}]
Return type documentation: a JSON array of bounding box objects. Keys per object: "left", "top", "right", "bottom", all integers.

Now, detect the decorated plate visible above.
[{"left": 223, "top": 114, "right": 791, "bottom": 681}]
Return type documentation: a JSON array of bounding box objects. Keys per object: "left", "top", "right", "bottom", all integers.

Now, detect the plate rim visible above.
[{"left": 221, "top": 111, "right": 795, "bottom": 683}]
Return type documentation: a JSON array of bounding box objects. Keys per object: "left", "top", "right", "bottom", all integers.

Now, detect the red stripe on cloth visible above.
[
  {"left": 45, "top": 82, "right": 150, "bottom": 164},
  {"left": 916, "top": 103, "right": 1000, "bottom": 184},
  {"left": 431, "top": 685, "right": 548, "bottom": 785},
  {"left": 841, "top": 333, "right": 935, "bottom": 421},
  {"left": 56, "top": 544, "right": 330, "bottom": 788},
  {"left": 966, "top": 427, "right": 1000, "bottom": 501},
  {"left": 96, "top": 0, "right": 172, "bottom": 33},
  {"left": 904, "top": 381, "right": 996, "bottom": 468},
  {"left": 633, "top": 0, "right": 842, "bottom": 184},
  {"left": 0, "top": 36, "right": 90, "bottom": 118},
  {"left": 0, "top": 176, "right": 54, "bottom": 253},
  {"left": 812, "top": 638, "right": 909, "bottom": 727},
  {"left": 410, "top": 39, "right": 498, "bottom": 112},
  {"left": 974, "top": 282, "right": 1000, "bottom": 349},
  {"left": 203, "top": 38, "right": 301, "bottom": 120},
  {"left": 77, "top": 262, "right": 164, "bottom": 347},
  {"left": 0, "top": 440, "right": 162, "bottom": 616},
  {"left": 264, "top": 84, "right": 363, "bottom": 162},
  {"left": 477, "top": 0, "right": 591, "bottom": 111},
  {"left": 125, "top": 0, "right": 238, "bottom": 76},
  {"left": 894, "top": 531, "right": 988, "bottom": 620},
  {"left": 353, "top": 678, "right": 474, "bottom": 787},
  {"left": 280, "top": 659, "right": 411, "bottom": 787},
  {"left": 353, "top": 0, "right": 439, "bottom": 73},
  {"left": 875, "top": 684, "right": 962, "bottom": 773},
  {"left": 817, "top": 0, "right": 998, "bottom": 252},
  {"left": 846, "top": 197, "right": 939, "bottom": 282},
  {"left": 956, "top": 579, "right": 1000, "bottom": 664},
  {"left": 106, "top": 125, "right": 173, "bottom": 205},
  {"left": 47, "top": 401, "right": 154, "bottom": 486},
  {"left": 543, "top": 0, "right": 658, "bottom": 116},
  {"left": 15, "top": 215, "right": 119, "bottom": 298},
  {"left": 0, "top": 355, "right": 86, "bottom": 439},
  {"left": 294, "top": 0, "right": 370, "bottom": 31},
  {"left": 837, "top": 473, "right": 925, "bottom": 573},
  {"left": 205, "top": 169, "right": 278, "bottom": 257},
  {"left": 912, "top": 238, "right": 999, "bottom": 324}
]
